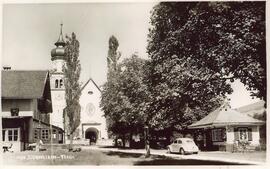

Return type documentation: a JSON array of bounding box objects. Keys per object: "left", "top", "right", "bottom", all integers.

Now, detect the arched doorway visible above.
[{"left": 85, "top": 127, "right": 99, "bottom": 145}]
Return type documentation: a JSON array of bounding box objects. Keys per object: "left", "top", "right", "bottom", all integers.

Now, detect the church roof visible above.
[
  {"left": 81, "top": 78, "right": 101, "bottom": 92},
  {"left": 2, "top": 70, "right": 49, "bottom": 99},
  {"left": 189, "top": 104, "right": 265, "bottom": 129}
]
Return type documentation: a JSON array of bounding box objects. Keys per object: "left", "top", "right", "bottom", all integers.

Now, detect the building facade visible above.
[
  {"left": 49, "top": 25, "right": 108, "bottom": 144},
  {"left": 189, "top": 103, "right": 265, "bottom": 151},
  {"left": 76, "top": 79, "right": 108, "bottom": 144},
  {"left": 50, "top": 24, "right": 66, "bottom": 131},
  {"left": 2, "top": 70, "right": 64, "bottom": 152}
]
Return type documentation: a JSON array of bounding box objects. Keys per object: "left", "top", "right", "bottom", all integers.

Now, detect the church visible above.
[{"left": 49, "top": 24, "right": 108, "bottom": 144}]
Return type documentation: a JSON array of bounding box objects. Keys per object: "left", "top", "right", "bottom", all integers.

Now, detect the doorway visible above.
[{"left": 85, "top": 127, "right": 98, "bottom": 145}]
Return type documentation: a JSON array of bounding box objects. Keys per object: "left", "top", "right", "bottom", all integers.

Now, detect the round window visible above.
[{"left": 85, "top": 103, "right": 96, "bottom": 117}]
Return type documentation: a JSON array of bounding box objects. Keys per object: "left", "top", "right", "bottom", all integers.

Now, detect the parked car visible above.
[{"left": 167, "top": 138, "right": 199, "bottom": 155}]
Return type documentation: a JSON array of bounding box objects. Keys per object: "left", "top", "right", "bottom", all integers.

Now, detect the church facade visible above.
[{"left": 50, "top": 25, "right": 108, "bottom": 144}]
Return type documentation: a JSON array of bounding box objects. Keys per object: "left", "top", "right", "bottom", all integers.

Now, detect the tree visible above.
[
  {"left": 63, "top": 32, "right": 82, "bottom": 150},
  {"left": 147, "top": 2, "right": 266, "bottom": 101},
  {"left": 101, "top": 54, "right": 149, "bottom": 148},
  {"left": 107, "top": 35, "right": 121, "bottom": 71},
  {"left": 147, "top": 2, "right": 239, "bottom": 132}
]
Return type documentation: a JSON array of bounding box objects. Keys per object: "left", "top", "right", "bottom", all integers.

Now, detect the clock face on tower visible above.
[
  {"left": 85, "top": 103, "right": 96, "bottom": 117},
  {"left": 55, "top": 94, "right": 64, "bottom": 101}
]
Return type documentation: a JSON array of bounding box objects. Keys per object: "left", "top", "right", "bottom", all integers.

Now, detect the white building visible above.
[
  {"left": 189, "top": 103, "right": 265, "bottom": 151},
  {"left": 50, "top": 24, "right": 108, "bottom": 144}
]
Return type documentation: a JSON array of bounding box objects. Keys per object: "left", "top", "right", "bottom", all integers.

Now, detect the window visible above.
[
  {"left": 41, "top": 129, "right": 49, "bottom": 140},
  {"left": 34, "top": 129, "right": 39, "bottom": 139},
  {"left": 239, "top": 128, "right": 248, "bottom": 140},
  {"left": 53, "top": 129, "right": 57, "bottom": 139},
  {"left": 55, "top": 79, "right": 59, "bottom": 88},
  {"left": 10, "top": 108, "right": 19, "bottom": 116},
  {"left": 59, "top": 79, "right": 63, "bottom": 88},
  {"left": 212, "top": 128, "right": 226, "bottom": 142},
  {"left": 8, "top": 130, "right": 13, "bottom": 141},
  {"left": 2, "top": 130, "right": 5, "bottom": 141},
  {"left": 58, "top": 133, "right": 62, "bottom": 141},
  {"left": 4, "top": 128, "right": 19, "bottom": 141},
  {"left": 177, "top": 140, "right": 182, "bottom": 144},
  {"left": 14, "top": 130, "right": 18, "bottom": 141},
  {"left": 174, "top": 140, "right": 177, "bottom": 144}
]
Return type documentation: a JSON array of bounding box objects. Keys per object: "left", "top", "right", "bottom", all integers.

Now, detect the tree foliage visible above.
[
  {"left": 63, "top": 32, "right": 82, "bottom": 142},
  {"left": 101, "top": 54, "right": 149, "bottom": 143},
  {"left": 107, "top": 35, "right": 121, "bottom": 70},
  {"left": 146, "top": 1, "right": 266, "bottom": 130},
  {"left": 148, "top": 1, "right": 266, "bottom": 101}
]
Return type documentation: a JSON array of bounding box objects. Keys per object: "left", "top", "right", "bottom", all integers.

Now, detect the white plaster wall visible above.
[
  {"left": 250, "top": 126, "right": 260, "bottom": 146},
  {"left": 53, "top": 59, "right": 65, "bottom": 73},
  {"left": 3, "top": 141, "right": 22, "bottom": 152},
  {"left": 2, "top": 111, "right": 33, "bottom": 117},
  {"left": 79, "top": 80, "right": 108, "bottom": 139},
  {"left": 50, "top": 75, "right": 66, "bottom": 129},
  {"left": 226, "top": 126, "right": 235, "bottom": 144},
  {"left": 226, "top": 126, "right": 260, "bottom": 146}
]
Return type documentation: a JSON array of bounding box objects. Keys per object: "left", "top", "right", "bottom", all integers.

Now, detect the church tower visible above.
[{"left": 50, "top": 24, "right": 66, "bottom": 133}]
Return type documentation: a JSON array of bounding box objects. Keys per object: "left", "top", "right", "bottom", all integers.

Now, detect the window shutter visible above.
[
  {"left": 248, "top": 128, "right": 252, "bottom": 141},
  {"left": 222, "top": 128, "right": 227, "bottom": 141},
  {"left": 234, "top": 128, "right": 239, "bottom": 141}
]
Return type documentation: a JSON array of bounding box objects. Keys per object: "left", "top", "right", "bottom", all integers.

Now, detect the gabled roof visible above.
[
  {"left": 81, "top": 78, "right": 101, "bottom": 92},
  {"left": 2, "top": 70, "right": 49, "bottom": 99},
  {"left": 189, "top": 104, "right": 265, "bottom": 129}
]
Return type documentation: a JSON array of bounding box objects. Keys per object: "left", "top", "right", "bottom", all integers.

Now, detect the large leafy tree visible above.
[
  {"left": 101, "top": 54, "right": 149, "bottom": 147},
  {"left": 148, "top": 2, "right": 266, "bottom": 101},
  {"left": 63, "top": 32, "right": 82, "bottom": 149},
  {"left": 146, "top": 2, "right": 247, "bottom": 131}
]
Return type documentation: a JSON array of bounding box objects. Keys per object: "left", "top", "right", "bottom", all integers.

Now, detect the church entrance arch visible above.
[{"left": 85, "top": 127, "right": 99, "bottom": 145}]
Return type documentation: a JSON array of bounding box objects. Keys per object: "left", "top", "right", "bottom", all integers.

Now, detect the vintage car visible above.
[{"left": 167, "top": 138, "right": 199, "bottom": 155}]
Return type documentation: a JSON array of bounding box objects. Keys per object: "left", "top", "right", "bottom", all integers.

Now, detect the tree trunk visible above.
[
  {"left": 122, "top": 134, "right": 126, "bottom": 148},
  {"left": 144, "top": 126, "right": 150, "bottom": 158},
  {"left": 114, "top": 138, "right": 118, "bottom": 147},
  {"left": 145, "top": 140, "right": 150, "bottom": 158},
  {"left": 129, "top": 132, "right": 133, "bottom": 148},
  {"left": 69, "top": 133, "right": 74, "bottom": 151}
]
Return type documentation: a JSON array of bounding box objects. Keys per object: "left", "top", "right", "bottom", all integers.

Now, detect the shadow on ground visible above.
[
  {"left": 104, "top": 151, "right": 250, "bottom": 165},
  {"left": 134, "top": 157, "right": 250, "bottom": 165},
  {"left": 104, "top": 151, "right": 144, "bottom": 158}
]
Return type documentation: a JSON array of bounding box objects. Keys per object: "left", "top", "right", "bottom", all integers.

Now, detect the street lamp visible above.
[{"left": 144, "top": 125, "right": 150, "bottom": 158}]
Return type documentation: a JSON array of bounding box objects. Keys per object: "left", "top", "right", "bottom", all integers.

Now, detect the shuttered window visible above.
[
  {"left": 248, "top": 128, "right": 252, "bottom": 141},
  {"left": 212, "top": 128, "right": 226, "bottom": 142},
  {"left": 234, "top": 127, "right": 252, "bottom": 141},
  {"left": 234, "top": 128, "right": 238, "bottom": 141}
]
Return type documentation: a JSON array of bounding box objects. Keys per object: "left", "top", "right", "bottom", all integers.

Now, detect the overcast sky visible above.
[{"left": 2, "top": 3, "right": 260, "bottom": 108}]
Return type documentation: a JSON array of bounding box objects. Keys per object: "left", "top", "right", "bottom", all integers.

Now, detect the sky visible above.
[{"left": 2, "top": 2, "right": 261, "bottom": 109}]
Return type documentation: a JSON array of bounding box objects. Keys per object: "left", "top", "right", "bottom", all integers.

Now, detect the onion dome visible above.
[{"left": 51, "top": 23, "right": 66, "bottom": 61}]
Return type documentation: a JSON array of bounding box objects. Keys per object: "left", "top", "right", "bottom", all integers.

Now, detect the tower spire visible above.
[
  {"left": 51, "top": 23, "right": 66, "bottom": 61},
  {"left": 55, "top": 22, "right": 65, "bottom": 47}
]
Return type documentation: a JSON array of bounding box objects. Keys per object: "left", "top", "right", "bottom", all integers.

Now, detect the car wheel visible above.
[
  {"left": 180, "top": 148, "right": 185, "bottom": 155},
  {"left": 167, "top": 147, "right": 171, "bottom": 154}
]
